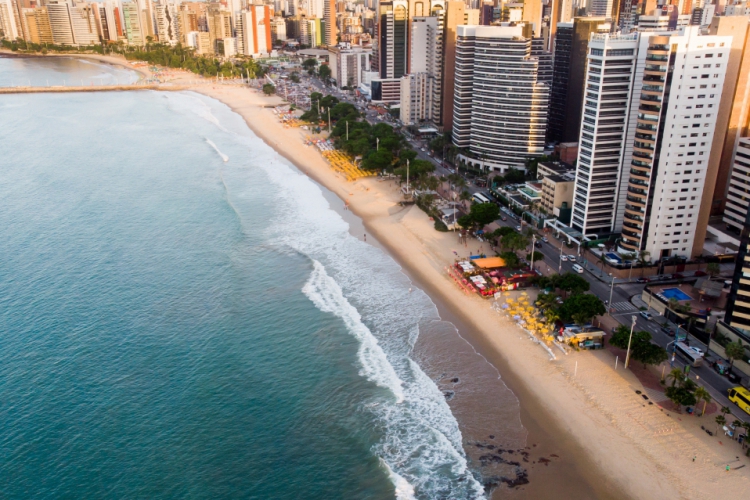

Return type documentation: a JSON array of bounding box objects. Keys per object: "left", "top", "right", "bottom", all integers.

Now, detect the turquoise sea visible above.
[{"left": 0, "top": 58, "right": 524, "bottom": 499}]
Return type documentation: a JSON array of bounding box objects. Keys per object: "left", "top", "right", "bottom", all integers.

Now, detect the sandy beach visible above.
[
  {"left": 182, "top": 82, "right": 750, "bottom": 499},
  {"left": 4, "top": 51, "right": 748, "bottom": 497}
]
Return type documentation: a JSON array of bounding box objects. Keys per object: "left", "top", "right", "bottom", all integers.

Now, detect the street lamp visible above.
[
  {"left": 530, "top": 235, "right": 537, "bottom": 274},
  {"left": 608, "top": 273, "right": 615, "bottom": 315},
  {"left": 624, "top": 315, "right": 637, "bottom": 369},
  {"left": 558, "top": 241, "right": 563, "bottom": 273}
]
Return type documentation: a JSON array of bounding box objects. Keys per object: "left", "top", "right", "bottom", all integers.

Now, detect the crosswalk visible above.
[{"left": 611, "top": 301, "right": 638, "bottom": 313}]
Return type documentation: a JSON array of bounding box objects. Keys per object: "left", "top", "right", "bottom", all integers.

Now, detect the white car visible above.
[
  {"left": 568, "top": 255, "right": 576, "bottom": 262},
  {"left": 561, "top": 255, "right": 568, "bottom": 262}
]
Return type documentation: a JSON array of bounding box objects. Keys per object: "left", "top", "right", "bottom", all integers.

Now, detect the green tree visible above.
[
  {"left": 558, "top": 294, "right": 606, "bottom": 325},
  {"left": 469, "top": 202, "right": 500, "bottom": 227},
  {"left": 289, "top": 72, "right": 300, "bottom": 83},
  {"left": 499, "top": 251, "right": 521, "bottom": 268},
  {"left": 665, "top": 386, "right": 697, "bottom": 411},
  {"left": 457, "top": 215, "right": 474, "bottom": 230},
  {"left": 262, "top": 83, "right": 275, "bottom": 95},
  {"left": 526, "top": 251, "right": 544, "bottom": 263},
  {"left": 500, "top": 232, "right": 530, "bottom": 254},
  {"left": 725, "top": 341, "right": 746, "bottom": 374},
  {"left": 555, "top": 272, "right": 590, "bottom": 296},
  {"left": 609, "top": 327, "right": 666, "bottom": 367},
  {"left": 706, "top": 262, "right": 720, "bottom": 277},
  {"left": 493, "top": 227, "right": 515, "bottom": 238},
  {"left": 666, "top": 367, "right": 686, "bottom": 388},
  {"left": 361, "top": 149, "right": 393, "bottom": 171},
  {"left": 318, "top": 64, "right": 332, "bottom": 81},
  {"left": 302, "top": 58, "right": 318, "bottom": 74},
  {"left": 716, "top": 414, "right": 726, "bottom": 434},
  {"left": 637, "top": 250, "right": 651, "bottom": 277},
  {"left": 503, "top": 167, "right": 525, "bottom": 184},
  {"left": 694, "top": 386, "right": 712, "bottom": 416}
]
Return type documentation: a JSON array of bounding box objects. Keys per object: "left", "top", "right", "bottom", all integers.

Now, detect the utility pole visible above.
[
  {"left": 406, "top": 159, "right": 410, "bottom": 194},
  {"left": 608, "top": 273, "right": 615, "bottom": 315},
  {"left": 625, "top": 315, "right": 637, "bottom": 369},
  {"left": 530, "top": 235, "right": 537, "bottom": 274},
  {"left": 346, "top": 120, "right": 349, "bottom": 141},
  {"left": 376, "top": 137, "right": 379, "bottom": 151},
  {"left": 558, "top": 242, "right": 563, "bottom": 273},
  {"left": 328, "top": 107, "right": 331, "bottom": 134}
]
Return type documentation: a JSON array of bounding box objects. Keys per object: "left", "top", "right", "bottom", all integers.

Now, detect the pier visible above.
[{"left": 0, "top": 83, "right": 190, "bottom": 94}]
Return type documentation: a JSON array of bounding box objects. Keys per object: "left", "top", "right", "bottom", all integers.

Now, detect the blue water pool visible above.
[
  {"left": 661, "top": 288, "right": 692, "bottom": 301},
  {"left": 606, "top": 252, "right": 622, "bottom": 263}
]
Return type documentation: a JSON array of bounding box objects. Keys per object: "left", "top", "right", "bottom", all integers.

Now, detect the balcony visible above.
[
  {"left": 644, "top": 64, "right": 667, "bottom": 73},
  {"left": 635, "top": 132, "right": 655, "bottom": 141},
  {"left": 629, "top": 168, "right": 649, "bottom": 179},
  {"left": 646, "top": 54, "right": 669, "bottom": 62},
  {"left": 641, "top": 94, "right": 662, "bottom": 103},
  {"left": 636, "top": 122, "right": 657, "bottom": 132},
  {"left": 643, "top": 75, "right": 665, "bottom": 83},
  {"left": 623, "top": 220, "right": 642, "bottom": 231},
  {"left": 629, "top": 178, "right": 649, "bottom": 187},
  {"left": 632, "top": 159, "right": 651, "bottom": 168},
  {"left": 626, "top": 195, "right": 646, "bottom": 205},
  {"left": 639, "top": 103, "right": 661, "bottom": 113},
  {"left": 628, "top": 186, "right": 647, "bottom": 196},
  {"left": 625, "top": 203, "right": 644, "bottom": 214},
  {"left": 642, "top": 84, "right": 663, "bottom": 92},
  {"left": 622, "top": 229, "right": 641, "bottom": 239}
]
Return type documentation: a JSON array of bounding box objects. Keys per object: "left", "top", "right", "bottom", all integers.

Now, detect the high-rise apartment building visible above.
[
  {"left": 376, "top": 0, "right": 408, "bottom": 79},
  {"left": 400, "top": 15, "right": 441, "bottom": 125},
  {"left": 324, "top": 0, "right": 336, "bottom": 45},
  {"left": 69, "top": 3, "right": 98, "bottom": 46},
  {"left": 706, "top": 16, "right": 750, "bottom": 219},
  {"left": 24, "top": 7, "right": 54, "bottom": 45},
  {"left": 547, "top": 17, "right": 609, "bottom": 144},
  {"left": 47, "top": 0, "right": 76, "bottom": 46},
  {"left": 452, "top": 24, "right": 550, "bottom": 173},
  {"left": 722, "top": 138, "right": 750, "bottom": 233},
  {"left": 238, "top": 5, "right": 272, "bottom": 56},
  {"left": 570, "top": 32, "right": 641, "bottom": 237},
  {"left": 123, "top": 2, "right": 143, "bottom": 46},
  {"left": 437, "top": 0, "right": 465, "bottom": 131},
  {"left": 155, "top": 3, "right": 179, "bottom": 45},
  {"left": 0, "top": 0, "right": 20, "bottom": 40},
  {"left": 616, "top": 27, "right": 731, "bottom": 259},
  {"left": 724, "top": 204, "right": 750, "bottom": 331}
]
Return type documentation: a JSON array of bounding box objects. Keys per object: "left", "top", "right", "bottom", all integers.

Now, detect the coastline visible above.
[
  {"left": 189, "top": 84, "right": 614, "bottom": 497},
  {"left": 186, "top": 83, "right": 750, "bottom": 499},
  {"left": 3, "top": 51, "right": 748, "bottom": 497}
]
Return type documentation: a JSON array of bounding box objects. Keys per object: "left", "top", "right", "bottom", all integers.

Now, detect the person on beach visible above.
[{"left": 364, "top": 233, "right": 366, "bottom": 241}]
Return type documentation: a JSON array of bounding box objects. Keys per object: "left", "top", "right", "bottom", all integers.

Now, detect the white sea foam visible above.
[
  {"left": 381, "top": 459, "right": 417, "bottom": 500},
  {"left": 303, "top": 259, "right": 405, "bottom": 403},
  {"left": 205, "top": 138, "right": 229, "bottom": 162},
  {"left": 168, "top": 92, "right": 487, "bottom": 499}
]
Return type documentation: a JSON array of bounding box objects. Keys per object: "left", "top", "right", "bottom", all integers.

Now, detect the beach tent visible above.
[{"left": 472, "top": 257, "right": 506, "bottom": 270}]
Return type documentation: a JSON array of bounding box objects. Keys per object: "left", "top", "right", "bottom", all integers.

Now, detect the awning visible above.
[{"left": 473, "top": 257, "right": 506, "bottom": 269}]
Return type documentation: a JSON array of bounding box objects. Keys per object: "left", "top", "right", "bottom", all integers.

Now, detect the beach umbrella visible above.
[{"left": 501, "top": 303, "right": 509, "bottom": 309}]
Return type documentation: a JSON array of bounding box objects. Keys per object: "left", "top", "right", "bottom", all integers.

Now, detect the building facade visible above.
[{"left": 452, "top": 24, "right": 549, "bottom": 173}]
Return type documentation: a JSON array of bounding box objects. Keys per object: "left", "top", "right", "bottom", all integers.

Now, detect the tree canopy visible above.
[
  {"left": 609, "top": 325, "right": 668, "bottom": 368},
  {"left": 557, "top": 293, "right": 605, "bottom": 325},
  {"left": 469, "top": 202, "right": 500, "bottom": 227}
]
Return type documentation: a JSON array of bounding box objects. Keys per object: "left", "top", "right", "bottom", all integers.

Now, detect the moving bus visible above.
[
  {"left": 472, "top": 193, "right": 491, "bottom": 204},
  {"left": 674, "top": 341, "right": 704, "bottom": 367},
  {"left": 728, "top": 386, "right": 750, "bottom": 415}
]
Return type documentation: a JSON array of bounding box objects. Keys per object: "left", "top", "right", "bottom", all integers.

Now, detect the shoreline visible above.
[
  {"left": 4, "top": 53, "right": 748, "bottom": 497},
  {"left": 191, "top": 86, "right": 613, "bottom": 498},
  {"left": 186, "top": 84, "right": 750, "bottom": 499}
]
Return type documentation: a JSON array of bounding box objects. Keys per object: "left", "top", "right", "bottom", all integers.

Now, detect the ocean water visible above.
[
  {"left": 0, "top": 55, "right": 138, "bottom": 87},
  {"left": 0, "top": 61, "right": 501, "bottom": 498}
]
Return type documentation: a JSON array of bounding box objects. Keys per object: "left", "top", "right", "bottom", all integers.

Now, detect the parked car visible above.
[
  {"left": 534, "top": 242, "right": 543, "bottom": 248},
  {"left": 501, "top": 216, "right": 507, "bottom": 221},
  {"left": 636, "top": 278, "right": 650, "bottom": 283},
  {"left": 640, "top": 311, "right": 652, "bottom": 320},
  {"left": 516, "top": 225, "right": 522, "bottom": 231},
  {"left": 568, "top": 255, "right": 576, "bottom": 262},
  {"left": 561, "top": 255, "right": 568, "bottom": 262},
  {"left": 671, "top": 273, "right": 685, "bottom": 279},
  {"left": 694, "top": 270, "right": 708, "bottom": 277},
  {"left": 661, "top": 327, "right": 674, "bottom": 336},
  {"left": 542, "top": 237, "right": 549, "bottom": 243},
  {"left": 713, "top": 358, "right": 731, "bottom": 375}
]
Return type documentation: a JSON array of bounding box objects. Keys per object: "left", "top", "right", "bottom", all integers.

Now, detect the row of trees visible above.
[
  {"left": 123, "top": 43, "right": 266, "bottom": 78},
  {"left": 533, "top": 273, "right": 606, "bottom": 326}
]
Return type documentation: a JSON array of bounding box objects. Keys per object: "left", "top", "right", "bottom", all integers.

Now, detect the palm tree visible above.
[
  {"left": 637, "top": 250, "right": 651, "bottom": 277},
  {"left": 459, "top": 190, "right": 471, "bottom": 209},
  {"left": 733, "top": 420, "right": 744, "bottom": 441},
  {"left": 716, "top": 414, "right": 726, "bottom": 434},
  {"left": 706, "top": 262, "right": 720, "bottom": 277},
  {"left": 694, "top": 386, "right": 711, "bottom": 416},
  {"left": 725, "top": 341, "right": 746, "bottom": 374},
  {"left": 667, "top": 367, "right": 685, "bottom": 388},
  {"left": 598, "top": 252, "right": 607, "bottom": 276}
]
